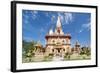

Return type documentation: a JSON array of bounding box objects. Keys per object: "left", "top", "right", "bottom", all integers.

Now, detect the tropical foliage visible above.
[
  {"left": 22, "top": 40, "right": 37, "bottom": 62},
  {"left": 80, "top": 47, "right": 91, "bottom": 56}
]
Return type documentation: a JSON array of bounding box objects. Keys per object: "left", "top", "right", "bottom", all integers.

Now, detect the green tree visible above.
[
  {"left": 80, "top": 47, "right": 91, "bottom": 56},
  {"left": 22, "top": 40, "right": 37, "bottom": 59}
]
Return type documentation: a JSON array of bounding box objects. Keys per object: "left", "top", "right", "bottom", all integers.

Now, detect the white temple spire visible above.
[
  {"left": 49, "top": 29, "right": 53, "bottom": 35},
  {"left": 56, "top": 16, "right": 62, "bottom": 27},
  {"left": 55, "top": 16, "right": 64, "bottom": 35}
]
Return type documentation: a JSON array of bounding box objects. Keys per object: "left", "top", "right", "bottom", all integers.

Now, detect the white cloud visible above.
[
  {"left": 79, "top": 29, "right": 83, "bottom": 33},
  {"left": 31, "top": 11, "right": 38, "bottom": 20},
  {"left": 58, "top": 13, "right": 64, "bottom": 22},
  {"left": 23, "top": 11, "right": 29, "bottom": 24},
  {"left": 51, "top": 15, "right": 56, "bottom": 22},
  {"left": 45, "top": 12, "right": 49, "bottom": 17},
  {"left": 64, "top": 13, "right": 73, "bottom": 24},
  {"left": 24, "top": 10, "right": 28, "bottom": 14},
  {"left": 23, "top": 13, "right": 29, "bottom": 19},
  {"left": 23, "top": 14, "right": 29, "bottom": 25},
  {"left": 24, "top": 19, "right": 29, "bottom": 24},
  {"left": 40, "top": 28, "right": 45, "bottom": 33},
  {"left": 33, "top": 11, "right": 38, "bottom": 14},
  {"left": 23, "top": 37, "right": 34, "bottom": 42},
  {"left": 78, "top": 22, "right": 91, "bottom": 33},
  {"left": 82, "top": 22, "right": 91, "bottom": 30},
  {"left": 58, "top": 12, "right": 73, "bottom": 25}
]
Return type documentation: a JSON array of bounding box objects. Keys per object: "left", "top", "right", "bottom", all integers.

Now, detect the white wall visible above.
[{"left": 0, "top": 0, "right": 99, "bottom": 73}]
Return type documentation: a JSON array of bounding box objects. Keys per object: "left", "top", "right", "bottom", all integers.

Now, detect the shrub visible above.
[{"left": 49, "top": 53, "right": 54, "bottom": 57}]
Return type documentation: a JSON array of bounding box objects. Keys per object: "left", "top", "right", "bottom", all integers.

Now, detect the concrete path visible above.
[{"left": 52, "top": 56, "right": 64, "bottom": 61}]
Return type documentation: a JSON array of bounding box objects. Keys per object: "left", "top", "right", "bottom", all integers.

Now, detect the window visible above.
[
  {"left": 52, "top": 49, "right": 54, "bottom": 52},
  {"left": 58, "top": 49, "right": 60, "bottom": 53},
  {"left": 52, "top": 40, "right": 55, "bottom": 43},
  {"left": 63, "top": 49, "right": 65, "bottom": 51},
  {"left": 62, "top": 40, "right": 64, "bottom": 43}
]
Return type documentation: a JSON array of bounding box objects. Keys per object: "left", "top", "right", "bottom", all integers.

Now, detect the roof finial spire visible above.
[
  {"left": 49, "top": 28, "right": 53, "bottom": 35},
  {"left": 56, "top": 16, "right": 61, "bottom": 27}
]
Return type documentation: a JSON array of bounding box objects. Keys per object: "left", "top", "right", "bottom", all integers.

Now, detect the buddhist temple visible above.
[{"left": 45, "top": 17, "right": 71, "bottom": 57}]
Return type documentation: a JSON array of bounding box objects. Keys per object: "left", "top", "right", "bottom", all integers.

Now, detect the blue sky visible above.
[{"left": 22, "top": 10, "right": 91, "bottom": 47}]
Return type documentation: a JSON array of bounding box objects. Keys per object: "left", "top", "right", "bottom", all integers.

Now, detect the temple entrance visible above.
[
  {"left": 54, "top": 48, "right": 62, "bottom": 57},
  {"left": 52, "top": 48, "right": 64, "bottom": 61}
]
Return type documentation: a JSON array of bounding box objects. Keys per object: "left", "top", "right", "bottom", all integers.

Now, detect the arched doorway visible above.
[
  {"left": 53, "top": 47, "right": 64, "bottom": 57},
  {"left": 52, "top": 47, "right": 64, "bottom": 61},
  {"left": 55, "top": 48, "right": 61, "bottom": 56}
]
